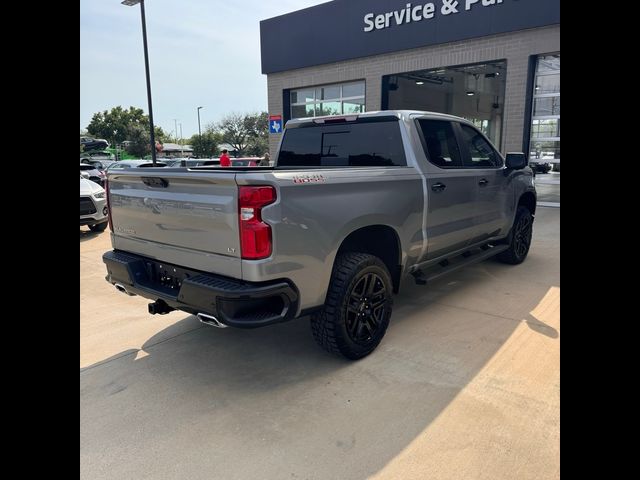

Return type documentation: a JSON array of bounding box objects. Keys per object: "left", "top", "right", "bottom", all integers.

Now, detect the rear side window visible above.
[
  {"left": 278, "top": 117, "right": 407, "bottom": 168},
  {"left": 416, "top": 119, "right": 463, "bottom": 168}
]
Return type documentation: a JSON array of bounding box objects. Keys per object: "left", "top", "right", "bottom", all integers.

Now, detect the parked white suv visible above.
[{"left": 80, "top": 176, "right": 108, "bottom": 232}]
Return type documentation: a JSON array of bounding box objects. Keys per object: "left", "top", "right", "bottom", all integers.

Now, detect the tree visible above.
[
  {"left": 87, "top": 106, "right": 145, "bottom": 144},
  {"left": 190, "top": 130, "right": 223, "bottom": 158},
  {"left": 244, "top": 112, "right": 269, "bottom": 156},
  {"left": 126, "top": 124, "right": 150, "bottom": 158},
  {"left": 86, "top": 106, "right": 166, "bottom": 146},
  {"left": 216, "top": 112, "right": 269, "bottom": 156},
  {"left": 217, "top": 113, "right": 249, "bottom": 154},
  {"left": 153, "top": 126, "right": 167, "bottom": 143}
]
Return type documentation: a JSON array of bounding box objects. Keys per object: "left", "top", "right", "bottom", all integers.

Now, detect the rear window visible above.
[{"left": 277, "top": 117, "right": 407, "bottom": 168}]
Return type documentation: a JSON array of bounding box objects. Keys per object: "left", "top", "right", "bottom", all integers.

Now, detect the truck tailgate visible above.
[{"left": 107, "top": 169, "right": 242, "bottom": 278}]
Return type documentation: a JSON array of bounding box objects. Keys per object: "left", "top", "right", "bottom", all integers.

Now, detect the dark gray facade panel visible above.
[{"left": 260, "top": 0, "right": 559, "bottom": 74}]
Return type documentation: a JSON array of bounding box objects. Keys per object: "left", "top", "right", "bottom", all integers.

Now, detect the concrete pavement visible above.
[
  {"left": 80, "top": 208, "right": 560, "bottom": 480},
  {"left": 535, "top": 173, "right": 560, "bottom": 205}
]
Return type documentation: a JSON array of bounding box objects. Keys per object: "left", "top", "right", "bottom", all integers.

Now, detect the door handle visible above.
[
  {"left": 478, "top": 178, "right": 489, "bottom": 186},
  {"left": 431, "top": 182, "right": 446, "bottom": 192}
]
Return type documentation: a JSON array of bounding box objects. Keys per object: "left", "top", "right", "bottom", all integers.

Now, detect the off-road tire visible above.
[
  {"left": 496, "top": 206, "right": 533, "bottom": 265},
  {"left": 310, "top": 253, "right": 393, "bottom": 360}
]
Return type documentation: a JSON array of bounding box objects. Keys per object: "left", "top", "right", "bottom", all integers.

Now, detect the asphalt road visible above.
[{"left": 81, "top": 208, "right": 560, "bottom": 480}]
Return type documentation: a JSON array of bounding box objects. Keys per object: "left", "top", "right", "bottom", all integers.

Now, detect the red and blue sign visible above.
[{"left": 269, "top": 114, "right": 283, "bottom": 134}]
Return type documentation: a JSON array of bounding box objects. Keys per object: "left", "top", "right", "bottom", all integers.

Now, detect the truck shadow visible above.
[{"left": 80, "top": 252, "right": 559, "bottom": 479}]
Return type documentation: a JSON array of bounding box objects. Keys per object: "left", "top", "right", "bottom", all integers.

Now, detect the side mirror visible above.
[{"left": 505, "top": 152, "right": 527, "bottom": 170}]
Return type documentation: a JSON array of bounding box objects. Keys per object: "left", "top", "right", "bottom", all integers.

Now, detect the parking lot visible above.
[{"left": 80, "top": 207, "right": 559, "bottom": 480}]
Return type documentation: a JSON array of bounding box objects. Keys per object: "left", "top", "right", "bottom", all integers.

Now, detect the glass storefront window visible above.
[
  {"left": 342, "top": 82, "right": 365, "bottom": 98},
  {"left": 385, "top": 61, "right": 507, "bottom": 148},
  {"left": 291, "top": 89, "right": 315, "bottom": 104},
  {"left": 534, "top": 74, "right": 560, "bottom": 95},
  {"left": 343, "top": 100, "right": 365, "bottom": 114},
  {"left": 318, "top": 102, "right": 341, "bottom": 116},
  {"left": 291, "top": 104, "right": 315, "bottom": 119},
  {"left": 290, "top": 81, "right": 365, "bottom": 119},
  {"left": 533, "top": 97, "right": 560, "bottom": 116},
  {"left": 536, "top": 55, "right": 560, "bottom": 74},
  {"left": 531, "top": 119, "right": 559, "bottom": 138},
  {"left": 530, "top": 140, "right": 560, "bottom": 161},
  {"left": 317, "top": 85, "right": 340, "bottom": 101},
  {"left": 530, "top": 54, "right": 560, "bottom": 165}
]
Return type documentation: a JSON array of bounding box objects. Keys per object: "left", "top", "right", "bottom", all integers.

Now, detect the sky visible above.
[{"left": 80, "top": 0, "right": 328, "bottom": 139}]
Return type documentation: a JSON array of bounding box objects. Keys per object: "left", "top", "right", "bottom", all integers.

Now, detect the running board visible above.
[{"left": 411, "top": 244, "right": 509, "bottom": 285}]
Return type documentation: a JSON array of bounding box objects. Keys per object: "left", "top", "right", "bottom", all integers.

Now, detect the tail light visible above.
[
  {"left": 238, "top": 186, "right": 276, "bottom": 259},
  {"left": 105, "top": 179, "right": 113, "bottom": 231}
]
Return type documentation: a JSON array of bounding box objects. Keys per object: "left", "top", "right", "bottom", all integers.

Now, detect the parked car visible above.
[
  {"left": 106, "top": 160, "right": 168, "bottom": 171},
  {"left": 80, "top": 176, "right": 108, "bottom": 232},
  {"left": 161, "top": 159, "right": 181, "bottom": 167},
  {"left": 81, "top": 158, "right": 116, "bottom": 171},
  {"left": 81, "top": 137, "right": 109, "bottom": 151},
  {"left": 81, "top": 150, "right": 115, "bottom": 162},
  {"left": 80, "top": 163, "right": 106, "bottom": 186},
  {"left": 162, "top": 158, "right": 220, "bottom": 167},
  {"left": 103, "top": 110, "right": 536, "bottom": 360},
  {"left": 230, "top": 157, "right": 258, "bottom": 167},
  {"left": 529, "top": 161, "right": 552, "bottom": 174}
]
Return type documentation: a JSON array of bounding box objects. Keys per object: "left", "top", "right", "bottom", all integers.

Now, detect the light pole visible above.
[
  {"left": 179, "top": 123, "right": 183, "bottom": 156},
  {"left": 197, "top": 106, "right": 203, "bottom": 138},
  {"left": 174, "top": 119, "right": 178, "bottom": 143},
  {"left": 122, "top": 0, "right": 157, "bottom": 165}
]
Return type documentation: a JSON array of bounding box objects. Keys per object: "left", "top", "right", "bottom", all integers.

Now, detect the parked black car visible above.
[
  {"left": 81, "top": 136, "right": 109, "bottom": 151},
  {"left": 529, "top": 161, "right": 552, "bottom": 174}
]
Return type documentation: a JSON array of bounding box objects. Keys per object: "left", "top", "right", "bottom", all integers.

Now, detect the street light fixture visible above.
[
  {"left": 197, "top": 106, "right": 203, "bottom": 138},
  {"left": 121, "top": 0, "right": 157, "bottom": 165}
]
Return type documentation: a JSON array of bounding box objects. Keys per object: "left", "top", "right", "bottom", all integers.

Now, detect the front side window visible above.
[
  {"left": 416, "top": 119, "right": 463, "bottom": 168},
  {"left": 459, "top": 124, "right": 502, "bottom": 168},
  {"left": 290, "top": 81, "right": 366, "bottom": 119},
  {"left": 278, "top": 117, "right": 406, "bottom": 168}
]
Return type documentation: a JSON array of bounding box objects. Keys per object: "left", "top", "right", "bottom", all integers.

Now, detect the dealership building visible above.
[{"left": 260, "top": 0, "right": 559, "bottom": 164}]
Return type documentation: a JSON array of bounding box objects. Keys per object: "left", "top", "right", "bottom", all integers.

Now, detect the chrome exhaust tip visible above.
[
  {"left": 197, "top": 313, "right": 228, "bottom": 329},
  {"left": 114, "top": 283, "right": 135, "bottom": 296}
]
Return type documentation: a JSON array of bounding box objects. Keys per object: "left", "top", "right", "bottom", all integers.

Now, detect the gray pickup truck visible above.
[{"left": 103, "top": 110, "right": 536, "bottom": 359}]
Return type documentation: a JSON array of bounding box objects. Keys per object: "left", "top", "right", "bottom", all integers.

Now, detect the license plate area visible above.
[{"left": 143, "top": 260, "right": 196, "bottom": 292}]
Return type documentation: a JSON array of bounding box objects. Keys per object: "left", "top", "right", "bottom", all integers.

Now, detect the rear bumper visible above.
[{"left": 103, "top": 250, "right": 299, "bottom": 328}]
